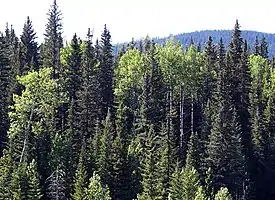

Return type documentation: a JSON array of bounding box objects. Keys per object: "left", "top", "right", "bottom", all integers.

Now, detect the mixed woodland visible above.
[{"left": 1, "top": 1, "right": 275, "bottom": 199}]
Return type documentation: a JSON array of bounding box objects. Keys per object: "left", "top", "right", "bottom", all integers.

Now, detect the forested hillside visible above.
[
  {"left": 115, "top": 30, "right": 275, "bottom": 59},
  {"left": 1, "top": 1, "right": 275, "bottom": 200}
]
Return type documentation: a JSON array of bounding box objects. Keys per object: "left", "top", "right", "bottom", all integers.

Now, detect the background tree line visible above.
[{"left": 1, "top": 0, "right": 275, "bottom": 199}]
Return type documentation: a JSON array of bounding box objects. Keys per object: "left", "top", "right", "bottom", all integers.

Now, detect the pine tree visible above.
[
  {"left": 99, "top": 24, "right": 114, "bottom": 119},
  {"left": 0, "top": 35, "right": 10, "bottom": 156},
  {"left": 260, "top": 35, "right": 268, "bottom": 59},
  {"left": 19, "top": 16, "right": 39, "bottom": 75},
  {"left": 46, "top": 167, "right": 67, "bottom": 200},
  {"left": 91, "top": 119, "right": 102, "bottom": 171},
  {"left": 97, "top": 110, "right": 113, "bottom": 186},
  {"left": 254, "top": 36, "right": 260, "bottom": 56},
  {"left": 71, "top": 144, "right": 88, "bottom": 200},
  {"left": 168, "top": 163, "right": 183, "bottom": 200},
  {"left": 42, "top": 0, "right": 63, "bottom": 79},
  {"left": 214, "top": 187, "right": 233, "bottom": 200},
  {"left": 138, "top": 125, "right": 162, "bottom": 200},
  {"left": 182, "top": 166, "right": 201, "bottom": 200},
  {"left": 158, "top": 129, "right": 170, "bottom": 199},
  {"left": 202, "top": 36, "right": 217, "bottom": 107},
  {"left": 206, "top": 63, "right": 245, "bottom": 197},
  {"left": 26, "top": 159, "right": 42, "bottom": 200},
  {"left": 10, "top": 166, "right": 23, "bottom": 200},
  {"left": 109, "top": 102, "right": 132, "bottom": 200},
  {"left": 85, "top": 172, "right": 111, "bottom": 200},
  {"left": 195, "top": 186, "right": 208, "bottom": 200},
  {"left": 78, "top": 29, "right": 100, "bottom": 140},
  {"left": 226, "top": 21, "right": 255, "bottom": 199},
  {"left": 0, "top": 151, "right": 14, "bottom": 199},
  {"left": 186, "top": 131, "right": 201, "bottom": 172},
  {"left": 147, "top": 42, "right": 167, "bottom": 133},
  {"left": 263, "top": 92, "right": 275, "bottom": 168},
  {"left": 67, "top": 34, "right": 82, "bottom": 102},
  {"left": 64, "top": 34, "right": 83, "bottom": 186}
]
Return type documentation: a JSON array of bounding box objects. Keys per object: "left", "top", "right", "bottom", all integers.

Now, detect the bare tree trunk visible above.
[{"left": 20, "top": 93, "right": 37, "bottom": 163}]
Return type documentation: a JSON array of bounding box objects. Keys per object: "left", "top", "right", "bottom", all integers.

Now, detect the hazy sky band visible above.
[{"left": 1, "top": 0, "right": 274, "bottom": 43}]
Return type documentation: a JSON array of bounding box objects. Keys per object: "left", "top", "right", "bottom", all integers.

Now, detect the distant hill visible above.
[{"left": 115, "top": 30, "right": 275, "bottom": 58}]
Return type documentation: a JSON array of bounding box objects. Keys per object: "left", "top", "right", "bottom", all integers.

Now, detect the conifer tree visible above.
[
  {"left": 202, "top": 36, "right": 217, "bottom": 107},
  {"left": 97, "top": 110, "right": 113, "bottom": 186},
  {"left": 10, "top": 166, "right": 23, "bottom": 200},
  {"left": 0, "top": 151, "right": 14, "bottom": 199},
  {"left": 182, "top": 166, "right": 201, "bottom": 200},
  {"left": 71, "top": 144, "right": 88, "bottom": 200},
  {"left": 226, "top": 21, "right": 255, "bottom": 198},
  {"left": 78, "top": 29, "right": 100, "bottom": 140},
  {"left": 85, "top": 172, "right": 111, "bottom": 200},
  {"left": 0, "top": 35, "right": 10, "bottom": 156},
  {"left": 206, "top": 63, "right": 245, "bottom": 197},
  {"left": 26, "top": 159, "right": 42, "bottom": 200},
  {"left": 158, "top": 130, "right": 170, "bottom": 199},
  {"left": 42, "top": 0, "right": 63, "bottom": 78},
  {"left": 91, "top": 119, "right": 102, "bottom": 171},
  {"left": 214, "top": 187, "right": 233, "bottom": 200},
  {"left": 168, "top": 163, "right": 183, "bottom": 200},
  {"left": 64, "top": 34, "right": 83, "bottom": 184},
  {"left": 254, "top": 36, "right": 260, "bottom": 56},
  {"left": 99, "top": 25, "right": 114, "bottom": 119},
  {"left": 138, "top": 126, "right": 162, "bottom": 200},
  {"left": 46, "top": 167, "right": 67, "bottom": 200},
  {"left": 186, "top": 131, "right": 201, "bottom": 172},
  {"left": 195, "top": 186, "right": 208, "bottom": 200},
  {"left": 147, "top": 42, "right": 167, "bottom": 133},
  {"left": 19, "top": 16, "right": 39, "bottom": 75},
  {"left": 260, "top": 35, "right": 268, "bottom": 59},
  {"left": 109, "top": 102, "right": 132, "bottom": 200}
]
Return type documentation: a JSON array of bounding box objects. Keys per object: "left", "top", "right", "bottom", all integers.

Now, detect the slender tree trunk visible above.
[{"left": 20, "top": 93, "right": 37, "bottom": 163}]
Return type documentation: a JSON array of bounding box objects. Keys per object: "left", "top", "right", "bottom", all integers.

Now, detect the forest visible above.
[
  {"left": 0, "top": 0, "right": 275, "bottom": 200},
  {"left": 139, "top": 30, "right": 275, "bottom": 59}
]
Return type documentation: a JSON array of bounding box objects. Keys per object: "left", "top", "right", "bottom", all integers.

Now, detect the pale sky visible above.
[{"left": 0, "top": 0, "right": 274, "bottom": 44}]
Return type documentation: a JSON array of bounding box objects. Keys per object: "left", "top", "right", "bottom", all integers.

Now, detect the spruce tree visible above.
[
  {"left": 10, "top": 166, "right": 23, "bottom": 200},
  {"left": 109, "top": 102, "right": 132, "bottom": 200},
  {"left": 19, "top": 16, "right": 39, "bottom": 75},
  {"left": 226, "top": 21, "right": 255, "bottom": 199},
  {"left": 158, "top": 129, "right": 170, "bottom": 200},
  {"left": 26, "top": 159, "right": 42, "bottom": 200},
  {"left": 0, "top": 151, "right": 14, "bottom": 199},
  {"left": 206, "top": 62, "right": 245, "bottom": 197},
  {"left": 168, "top": 163, "right": 183, "bottom": 200},
  {"left": 85, "top": 172, "right": 111, "bottom": 200},
  {"left": 202, "top": 36, "right": 217, "bottom": 107},
  {"left": 138, "top": 125, "right": 162, "bottom": 200},
  {"left": 185, "top": 131, "right": 201, "bottom": 172},
  {"left": 71, "top": 145, "right": 88, "bottom": 200},
  {"left": 147, "top": 42, "right": 167, "bottom": 133},
  {"left": 64, "top": 34, "right": 83, "bottom": 185},
  {"left": 195, "top": 186, "right": 208, "bottom": 200},
  {"left": 78, "top": 29, "right": 100, "bottom": 140},
  {"left": 99, "top": 24, "right": 114, "bottom": 119},
  {"left": 0, "top": 35, "right": 10, "bottom": 156},
  {"left": 214, "top": 187, "right": 233, "bottom": 200},
  {"left": 42, "top": 0, "right": 63, "bottom": 79},
  {"left": 46, "top": 167, "right": 67, "bottom": 200},
  {"left": 254, "top": 36, "right": 260, "bottom": 56},
  {"left": 260, "top": 35, "right": 268, "bottom": 59},
  {"left": 181, "top": 166, "right": 201, "bottom": 200},
  {"left": 97, "top": 110, "right": 113, "bottom": 186}
]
